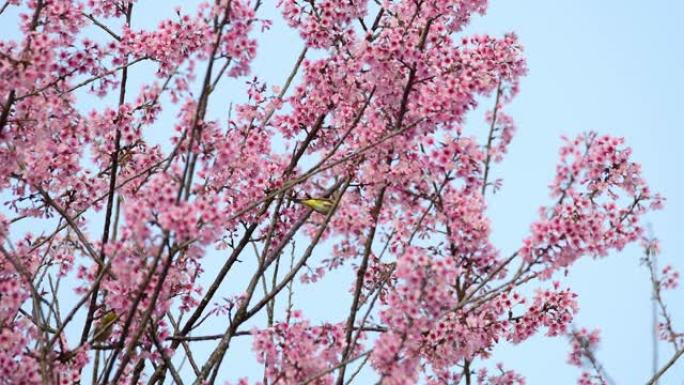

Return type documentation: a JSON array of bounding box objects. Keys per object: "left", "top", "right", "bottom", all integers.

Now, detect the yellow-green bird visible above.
[
  {"left": 293, "top": 197, "right": 335, "bottom": 215},
  {"left": 92, "top": 310, "right": 118, "bottom": 343}
]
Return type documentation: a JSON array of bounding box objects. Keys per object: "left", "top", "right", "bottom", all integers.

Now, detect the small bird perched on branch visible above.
[
  {"left": 292, "top": 197, "right": 335, "bottom": 215},
  {"left": 92, "top": 310, "right": 118, "bottom": 343}
]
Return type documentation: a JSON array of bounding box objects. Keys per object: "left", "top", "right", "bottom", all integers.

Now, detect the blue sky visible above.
[
  {"left": 465, "top": 1, "right": 684, "bottom": 383},
  {"left": 2, "top": 1, "right": 683, "bottom": 384}
]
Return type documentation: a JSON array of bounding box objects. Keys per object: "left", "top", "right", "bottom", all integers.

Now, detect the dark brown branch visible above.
[
  {"left": 647, "top": 347, "right": 684, "bottom": 385},
  {"left": 82, "top": 12, "right": 122, "bottom": 40},
  {"left": 335, "top": 186, "right": 386, "bottom": 385},
  {"left": 193, "top": 181, "right": 350, "bottom": 384},
  {"left": 81, "top": 5, "right": 132, "bottom": 345},
  {"left": 481, "top": 80, "right": 503, "bottom": 197}
]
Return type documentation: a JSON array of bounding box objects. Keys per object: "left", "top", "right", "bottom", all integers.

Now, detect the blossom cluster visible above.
[
  {"left": 0, "top": 0, "right": 667, "bottom": 384},
  {"left": 252, "top": 319, "right": 357, "bottom": 385},
  {"left": 521, "top": 133, "right": 663, "bottom": 274}
]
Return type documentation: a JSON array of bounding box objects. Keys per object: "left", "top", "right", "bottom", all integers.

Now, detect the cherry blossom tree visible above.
[{"left": 0, "top": 1, "right": 679, "bottom": 384}]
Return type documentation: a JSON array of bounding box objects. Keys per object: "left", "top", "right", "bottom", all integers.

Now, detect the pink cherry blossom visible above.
[{"left": 0, "top": 1, "right": 677, "bottom": 384}]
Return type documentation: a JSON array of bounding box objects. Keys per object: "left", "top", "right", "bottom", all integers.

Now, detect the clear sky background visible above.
[
  {"left": 2, "top": 1, "right": 684, "bottom": 384},
  {"left": 463, "top": 1, "right": 684, "bottom": 384}
]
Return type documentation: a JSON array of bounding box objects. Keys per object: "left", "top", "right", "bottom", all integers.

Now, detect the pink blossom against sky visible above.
[{"left": 0, "top": 1, "right": 682, "bottom": 384}]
